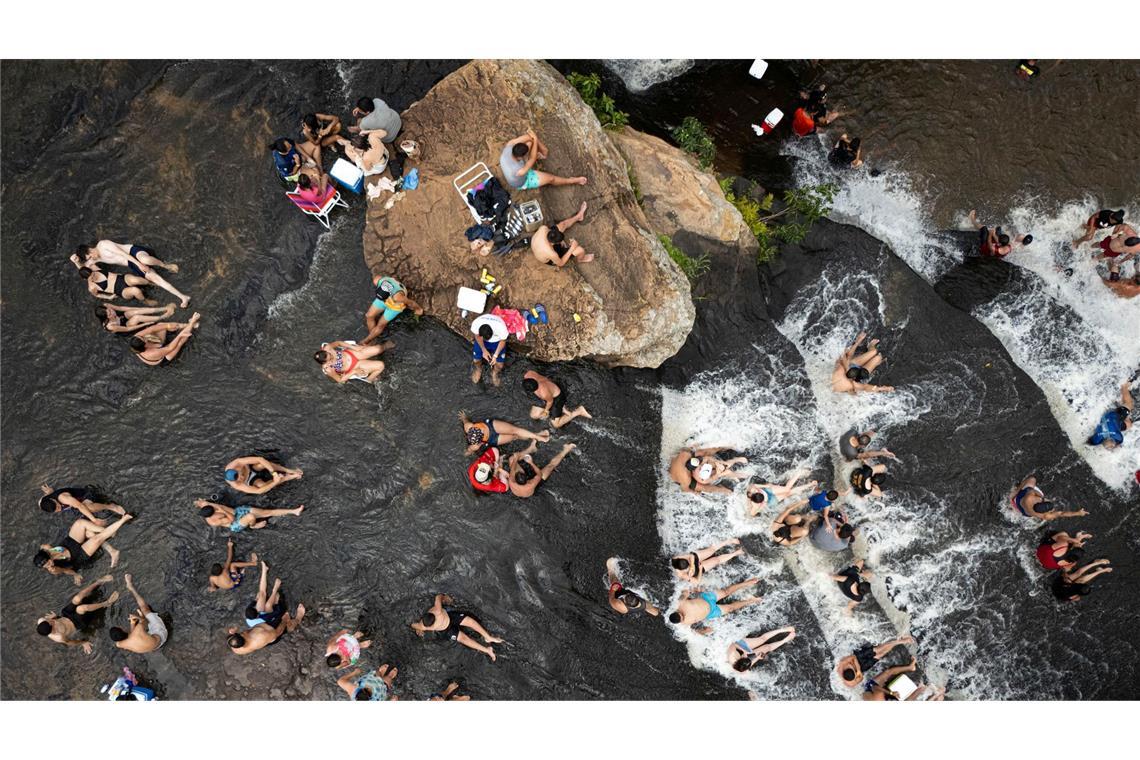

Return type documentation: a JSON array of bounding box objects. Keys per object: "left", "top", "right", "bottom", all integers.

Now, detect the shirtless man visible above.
[
  {"left": 1103, "top": 269, "right": 1140, "bottom": 298},
  {"left": 507, "top": 441, "right": 576, "bottom": 498},
  {"left": 670, "top": 446, "right": 749, "bottom": 495},
  {"left": 831, "top": 332, "right": 894, "bottom": 394},
  {"left": 36, "top": 577, "right": 119, "bottom": 654},
  {"left": 207, "top": 539, "right": 258, "bottom": 592},
  {"left": 223, "top": 455, "right": 303, "bottom": 495},
  {"left": 194, "top": 498, "right": 304, "bottom": 533},
  {"left": 108, "top": 574, "right": 168, "bottom": 653},
  {"left": 1010, "top": 475, "right": 1087, "bottom": 521},
  {"left": 523, "top": 370, "right": 593, "bottom": 428},
  {"left": 34, "top": 513, "right": 133, "bottom": 584},
  {"left": 862, "top": 658, "right": 924, "bottom": 701},
  {"left": 667, "top": 578, "right": 763, "bottom": 632},
  {"left": 411, "top": 594, "right": 504, "bottom": 662},
  {"left": 836, "top": 635, "right": 915, "bottom": 687},
  {"left": 530, "top": 202, "right": 594, "bottom": 267},
  {"left": 1092, "top": 226, "right": 1140, "bottom": 265},
  {"left": 968, "top": 210, "right": 1031, "bottom": 258},
  {"left": 70, "top": 241, "right": 189, "bottom": 307},
  {"left": 460, "top": 411, "right": 549, "bottom": 455},
  {"left": 38, "top": 484, "right": 126, "bottom": 524},
  {"left": 499, "top": 129, "right": 587, "bottom": 191},
  {"left": 671, "top": 538, "right": 744, "bottom": 583},
  {"left": 129, "top": 313, "right": 201, "bottom": 366},
  {"left": 226, "top": 563, "right": 305, "bottom": 655},
  {"left": 606, "top": 557, "right": 661, "bottom": 617},
  {"left": 1073, "top": 208, "right": 1125, "bottom": 246}
]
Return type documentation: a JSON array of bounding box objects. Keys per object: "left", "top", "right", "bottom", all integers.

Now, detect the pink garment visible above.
[{"left": 491, "top": 306, "right": 528, "bottom": 341}]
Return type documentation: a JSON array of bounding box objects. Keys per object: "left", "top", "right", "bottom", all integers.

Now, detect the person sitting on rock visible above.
[
  {"left": 1088, "top": 379, "right": 1134, "bottom": 449},
  {"left": 968, "top": 209, "right": 1031, "bottom": 258},
  {"left": 1052, "top": 559, "right": 1112, "bottom": 603},
  {"left": 129, "top": 313, "right": 201, "bottom": 366},
  {"left": 336, "top": 130, "right": 389, "bottom": 176},
  {"left": 430, "top": 681, "right": 470, "bottom": 701},
  {"left": 746, "top": 470, "right": 816, "bottom": 514},
  {"left": 300, "top": 112, "right": 342, "bottom": 151},
  {"left": 507, "top": 441, "right": 576, "bottom": 498},
  {"left": 522, "top": 370, "right": 593, "bottom": 428},
  {"left": 770, "top": 500, "right": 812, "bottom": 546},
  {"left": 108, "top": 574, "right": 168, "bottom": 654},
  {"left": 194, "top": 498, "right": 304, "bottom": 533},
  {"left": 836, "top": 635, "right": 915, "bottom": 687},
  {"left": 831, "top": 332, "right": 894, "bottom": 394},
  {"left": 350, "top": 96, "right": 402, "bottom": 143},
  {"left": 669, "top": 446, "right": 749, "bottom": 495},
  {"left": 207, "top": 539, "right": 258, "bottom": 592},
  {"left": 1102, "top": 268, "right": 1140, "bottom": 298},
  {"left": 470, "top": 313, "right": 510, "bottom": 386},
  {"left": 35, "top": 513, "right": 133, "bottom": 583},
  {"left": 38, "top": 484, "right": 126, "bottom": 524},
  {"left": 410, "top": 594, "right": 504, "bottom": 662},
  {"left": 337, "top": 663, "right": 399, "bottom": 701},
  {"left": 838, "top": 428, "right": 897, "bottom": 463},
  {"left": 1073, "top": 208, "right": 1125, "bottom": 246},
  {"left": 500, "top": 129, "right": 587, "bottom": 191},
  {"left": 326, "top": 629, "right": 372, "bottom": 669},
  {"left": 460, "top": 411, "right": 550, "bottom": 456},
  {"left": 606, "top": 557, "right": 661, "bottom": 617},
  {"left": 828, "top": 134, "right": 863, "bottom": 169},
  {"left": 667, "top": 578, "right": 763, "bottom": 631},
  {"left": 70, "top": 241, "right": 189, "bottom": 308},
  {"left": 315, "top": 340, "right": 393, "bottom": 384},
  {"left": 226, "top": 562, "right": 305, "bottom": 655},
  {"left": 861, "top": 657, "right": 922, "bottom": 701},
  {"left": 833, "top": 560, "right": 873, "bottom": 612},
  {"left": 810, "top": 506, "right": 857, "bottom": 552},
  {"left": 530, "top": 201, "right": 594, "bottom": 267},
  {"left": 849, "top": 460, "right": 888, "bottom": 498},
  {"left": 363, "top": 275, "right": 423, "bottom": 345},
  {"left": 467, "top": 446, "right": 509, "bottom": 494},
  {"left": 36, "top": 576, "right": 119, "bottom": 654},
  {"left": 223, "top": 455, "right": 303, "bottom": 495}
]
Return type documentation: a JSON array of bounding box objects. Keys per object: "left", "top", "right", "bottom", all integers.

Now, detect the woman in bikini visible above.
[
  {"left": 746, "top": 470, "right": 816, "bottom": 515},
  {"left": 325, "top": 629, "right": 373, "bottom": 669},
  {"left": 459, "top": 411, "right": 549, "bottom": 455},
  {"left": 82, "top": 263, "right": 153, "bottom": 304},
  {"left": 315, "top": 340, "right": 393, "bottom": 384},
  {"left": 96, "top": 303, "right": 174, "bottom": 333},
  {"left": 129, "top": 313, "right": 201, "bottom": 366},
  {"left": 727, "top": 626, "right": 797, "bottom": 672},
  {"left": 671, "top": 538, "right": 744, "bottom": 583},
  {"left": 770, "top": 501, "right": 811, "bottom": 546},
  {"left": 194, "top": 499, "right": 304, "bottom": 533},
  {"left": 207, "top": 539, "right": 259, "bottom": 592}
]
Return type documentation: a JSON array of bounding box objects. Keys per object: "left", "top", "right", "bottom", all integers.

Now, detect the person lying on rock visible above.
[
  {"left": 1010, "top": 475, "right": 1087, "bottom": 521},
  {"left": 507, "top": 441, "right": 576, "bottom": 498},
  {"left": 606, "top": 557, "right": 661, "bottom": 617},
  {"left": 669, "top": 446, "right": 749, "bottom": 495},
  {"left": 460, "top": 411, "right": 549, "bottom": 455},
  {"left": 226, "top": 565, "right": 305, "bottom": 655},
  {"left": 80, "top": 262, "right": 155, "bottom": 304},
  {"left": 968, "top": 209, "right": 1031, "bottom": 258},
  {"left": 363, "top": 275, "right": 423, "bottom": 345},
  {"left": 831, "top": 332, "right": 895, "bottom": 394},
  {"left": 1102, "top": 268, "right": 1140, "bottom": 298},
  {"left": 38, "top": 484, "right": 126, "bottom": 524},
  {"left": 36, "top": 576, "right": 119, "bottom": 654},
  {"left": 1087, "top": 379, "right": 1134, "bottom": 449},
  {"left": 35, "top": 513, "right": 133, "bottom": 583},
  {"left": 500, "top": 129, "right": 587, "bottom": 191},
  {"left": 223, "top": 455, "right": 303, "bottom": 495},
  {"left": 337, "top": 663, "right": 399, "bottom": 701},
  {"left": 770, "top": 501, "right": 811, "bottom": 547},
  {"left": 667, "top": 578, "right": 763, "bottom": 632},
  {"left": 530, "top": 201, "right": 594, "bottom": 266},
  {"left": 522, "top": 370, "right": 593, "bottom": 428},
  {"left": 108, "top": 574, "right": 168, "bottom": 654},
  {"left": 470, "top": 313, "right": 510, "bottom": 386},
  {"left": 671, "top": 538, "right": 744, "bottom": 583},
  {"left": 208, "top": 539, "right": 259, "bottom": 592},
  {"left": 315, "top": 340, "right": 393, "bottom": 384},
  {"left": 410, "top": 594, "right": 504, "bottom": 662},
  {"left": 71, "top": 240, "right": 189, "bottom": 308},
  {"left": 746, "top": 470, "right": 816, "bottom": 514},
  {"left": 96, "top": 303, "right": 175, "bottom": 334},
  {"left": 129, "top": 313, "right": 201, "bottom": 366},
  {"left": 1052, "top": 559, "right": 1112, "bottom": 603},
  {"left": 194, "top": 498, "right": 304, "bottom": 533},
  {"left": 727, "top": 626, "right": 797, "bottom": 672}
]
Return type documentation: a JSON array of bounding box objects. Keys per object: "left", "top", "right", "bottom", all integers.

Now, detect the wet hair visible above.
[
  {"left": 326, "top": 653, "right": 342, "bottom": 668},
  {"left": 748, "top": 490, "right": 765, "bottom": 503},
  {"left": 39, "top": 495, "right": 59, "bottom": 513},
  {"left": 1110, "top": 210, "right": 1126, "bottom": 224},
  {"left": 1125, "top": 237, "right": 1140, "bottom": 247},
  {"left": 1021, "top": 234, "right": 1033, "bottom": 245},
  {"left": 871, "top": 473, "right": 886, "bottom": 486},
  {"left": 838, "top": 524, "right": 855, "bottom": 540},
  {"left": 733, "top": 657, "right": 752, "bottom": 673},
  {"left": 667, "top": 612, "right": 682, "bottom": 624},
  {"left": 210, "top": 563, "right": 224, "bottom": 576},
  {"left": 108, "top": 627, "right": 128, "bottom": 642},
  {"left": 350, "top": 133, "right": 370, "bottom": 152},
  {"left": 465, "top": 427, "right": 485, "bottom": 446},
  {"left": 774, "top": 525, "right": 792, "bottom": 540},
  {"left": 511, "top": 142, "right": 529, "bottom": 159},
  {"left": 478, "top": 325, "right": 493, "bottom": 340},
  {"left": 616, "top": 590, "right": 642, "bottom": 608},
  {"left": 841, "top": 667, "right": 857, "bottom": 682},
  {"left": 270, "top": 138, "right": 290, "bottom": 153},
  {"left": 521, "top": 377, "right": 539, "bottom": 392},
  {"left": 355, "top": 97, "right": 375, "bottom": 113},
  {"left": 1116, "top": 406, "right": 1132, "bottom": 424},
  {"left": 1075, "top": 583, "right": 1091, "bottom": 596},
  {"left": 245, "top": 605, "right": 260, "bottom": 620},
  {"left": 671, "top": 557, "right": 690, "bottom": 571},
  {"left": 857, "top": 434, "right": 872, "bottom": 446},
  {"left": 856, "top": 580, "right": 872, "bottom": 596},
  {"left": 547, "top": 227, "right": 565, "bottom": 245},
  {"left": 129, "top": 337, "right": 147, "bottom": 354},
  {"left": 78, "top": 266, "right": 93, "bottom": 278},
  {"left": 421, "top": 612, "right": 436, "bottom": 627},
  {"left": 199, "top": 506, "right": 215, "bottom": 518},
  {"left": 302, "top": 113, "right": 319, "bottom": 132},
  {"left": 1032, "top": 501, "right": 1054, "bottom": 514},
  {"left": 314, "top": 350, "right": 329, "bottom": 364},
  {"left": 826, "top": 490, "right": 839, "bottom": 501},
  {"left": 74, "top": 243, "right": 93, "bottom": 257},
  {"left": 354, "top": 688, "right": 373, "bottom": 700},
  {"left": 33, "top": 550, "right": 51, "bottom": 567},
  {"left": 515, "top": 469, "right": 533, "bottom": 486},
  {"left": 297, "top": 174, "right": 312, "bottom": 189},
  {"left": 998, "top": 234, "right": 1011, "bottom": 245},
  {"left": 845, "top": 367, "right": 862, "bottom": 380},
  {"left": 37, "top": 621, "right": 53, "bottom": 636},
  {"left": 1062, "top": 547, "right": 1084, "bottom": 564},
  {"left": 228, "top": 633, "right": 246, "bottom": 649}
]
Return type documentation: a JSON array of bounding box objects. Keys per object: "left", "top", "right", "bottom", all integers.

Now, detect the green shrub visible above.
[
  {"left": 567, "top": 72, "right": 629, "bottom": 130},
  {"left": 720, "top": 178, "right": 837, "bottom": 263},
  {"left": 671, "top": 117, "right": 716, "bottom": 169},
  {"left": 659, "top": 234, "right": 710, "bottom": 283},
  {"left": 627, "top": 163, "right": 643, "bottom": 205}
]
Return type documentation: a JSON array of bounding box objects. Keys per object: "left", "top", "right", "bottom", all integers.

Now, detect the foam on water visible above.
[
  {"left": 788, "top": 141, "right": 1140, "bottom": 491},
  {"left": 603, "top": 60, "right": 695, "bottom": 93}
]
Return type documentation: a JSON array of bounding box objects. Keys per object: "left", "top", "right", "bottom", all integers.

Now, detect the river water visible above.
[{"left": 2, "top": 59, "right": 1137, "bottom": 700}]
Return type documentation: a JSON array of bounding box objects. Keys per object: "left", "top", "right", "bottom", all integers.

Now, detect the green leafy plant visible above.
[
  {"left": 720, "top": 178, "right": 837, "bottom": 263},
  {"left": 627, "top": 163, "right": 643, "bottom": 205},
  {"left": 671, "top": 117, "right": 716, "bottom": 169},
  {"left": 659, "top": 234, "right": 710, "bottom": 283},
  {"left": 567, "top": 72, "right": 629, "bottom": 130}
]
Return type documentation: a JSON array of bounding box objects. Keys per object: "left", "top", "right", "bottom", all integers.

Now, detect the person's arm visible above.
[
  {"left": 645, "top": 601, "right": 661, "bottom": 616},
  {"left": 474, "top": 335, "right": 489, "bottom": 363},
  {"left": 401, "top": 294, "right": 425, "bottom": 316},
  {"left": 336, "top": 669, "right": 363, "bottom": 696},
  {"left": 489, "top": 340, "right": 505, "bottom": 364},
  {"left": 58, "top": 493, "right": 102, "bottom": 524},
  {"left": 317, "top": 114, "right": 340, "bottom": 135},
  {"left": 1041, "top": 507, "right": 1088, "bottom": 521},
  {"left": 520, "top": 137, "right": 538, "bottom": 175},
  {"left": 855, "top": 381, "right": 894, "bottom": 393},
  {"left": 694, "top": 482, "right": 733, "bottom": 495}
]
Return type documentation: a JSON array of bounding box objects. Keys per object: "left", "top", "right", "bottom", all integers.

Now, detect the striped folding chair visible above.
[{"left": 285, "top": 185, "right": 349, "bottom": 230}]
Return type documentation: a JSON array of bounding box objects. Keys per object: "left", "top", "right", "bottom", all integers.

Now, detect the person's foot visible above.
[
  {"left": 577, "top": 407, "right": 593, "bottom": 420},
  {"left": 743, "top": 577, "right": 760, "bottom": 587},
  {"left": 573, "top": 177, "right": 587, "bottom": 185},
  {"left": 562, "top": 443, "right": 577, "bottom": 453},
  {"left": 189, "top": 311, "right": 201, "bottom": 326},
  {"left": 106, "top": 591, "right": 121, "bottom": 605},
  {"left": 486, "top": 634, "right": 505, "bottom": 644},
  {"left": 162, "top": 304, "right": 176, "bottom": 316},
  {"left": 579, "top": 253, "right": 595, "bottom": 263},
  {"left": 471, "top": 365, "right": 483, "bottom": 384},
  {"left": 538, "top": 431, "right": 551, "bottom": 442},
  {"left": 98, "top": 574, "right": 114, "bottom": 584},
  {"left": 907, "top": 657, "right": 917, "bottom": 670},
  {"left": 107, "top": 546, "right": 121, "bottom": 567},
  {"left": 575, "top": 201, "right": 587, "bottom": 221},
  {"left": 165, "top": 263, "right": 180, "bottom": 273},
  {"left": 124, "top": 573, "right": 134, "bottom": 586},
  {"left": 291, "top": 505, "right": 305, "bottom": 516},
  {"left": 294, "top": 604, "right": 306, "bottom": 623},
  {"left": 491, "top": 367, "right": 502, "bottom": 387},
  {"left": 144, "top": 299, "right": 159, "bottom": 306},
  {"left": 487, "top": 648, "right": 497, "bottom": 662}
]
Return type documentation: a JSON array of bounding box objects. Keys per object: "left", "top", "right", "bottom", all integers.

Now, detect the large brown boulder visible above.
[{"left": 362, "top": 59, "right": 694, "bottom": 368}]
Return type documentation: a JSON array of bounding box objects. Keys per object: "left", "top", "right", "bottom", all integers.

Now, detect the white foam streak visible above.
[{"left": 602, "top": 60, "right": 695, "bottom": 93}]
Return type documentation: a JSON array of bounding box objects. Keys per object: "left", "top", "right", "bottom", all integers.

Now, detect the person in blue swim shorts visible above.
[
  {"left": 667, "top": 578, "right": 763, "bottom": 632},
  {"left": 362, "top": 275, "right": 423, "bottom": 345},
  {"left": 499, "top": 129, "right": 587, "bottom": 191}
]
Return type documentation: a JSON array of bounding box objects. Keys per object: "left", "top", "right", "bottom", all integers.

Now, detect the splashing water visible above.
[{"left": 603, "top": 60, "right": 695, "bottom": 93}]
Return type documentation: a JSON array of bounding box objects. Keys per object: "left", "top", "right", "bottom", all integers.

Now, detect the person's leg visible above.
[
  {"left": 263, "top": 578, "right": 282, "bottom": 613},
  {"left": 851, "top": 348, "right": 879, "bottom": 366},
  {"left": 876, "top": 660, "right": 917, "bottom": 684},
  {"left": 297, "top": 141, "right": 321, "bottom": 166},
  {"left": 695, "top": 537, "right": 738, "bottom": 562},
  {"left": 864, "top": 353, "right": 885, "bottom": 372},
  {"left": 555, "top": 202, "right": 588, "bottom": 233},
  {"left": 552, "top": 406, "right": 592, "bottom": 428},
  {"left": 86, "top": 498, "right": 127, "bottom": 516},
  {"left": 249, "top": 506, "right": 305, "bottom": 519},
  {"left": 69, "top": 518, "right": 103, "bottom": 542},
  {"left": 470, "top": 360, "right": 483, "bottom": 384},
  {"left": 872, "top": 635, "right": 915, "bottom": 660},
  {"left": 71, "top": 574, "right": 114, "bottom": 605},
  {"left": 124, "top": 574, "right": 152, "bottom": 616},
  {"left": 142, "top": 271, "right": 190, "bottom": 308},
  {"left": 160, "top": 325, "right": 195, "bottom": 362},
  {"left": 458, "top": 616, "right": 504, "bottom": 643},
  {"left": 539, "top": 443, "right": 576, "bottom": 480},
  {"left": 256, "top": 562, "right": 269, "bottom": 609},
  {"left": 717, "top": 578, "right": 760, "bottom": 601},
  {"left": 870, "top": 463, "right": 887, "bottom": 475},
  {"left": 76, "top": 590, "right": 121, "bottom": 615},
  {"left": 701, "top": 547, "right": 744, "bottom": 573},
  {"left": 720, "top": 596, "right": 764, "bottom": 616},
  {"left": 491, "top": 420, "right": 551, "bottom": 443},
  {"left": 455, "top": 631, "right": 496, "bottom": 660},
  {"left": 125, "top": 311, "right": 170, "bottom": 330},
  {"left": 79, "top": 513, "right": 132, "bottom": 555},
  {"left": 534, "top": 170, "right": 587, "bottom": 187}
]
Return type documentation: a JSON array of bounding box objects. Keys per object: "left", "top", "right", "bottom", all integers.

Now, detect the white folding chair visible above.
[
  {"left": 454, "top": 162, "right": 493, "bottom": 222},
  {"left": 286, "top": 187, "right": 349, "bottom": 230}
]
